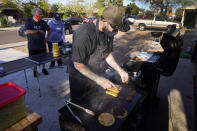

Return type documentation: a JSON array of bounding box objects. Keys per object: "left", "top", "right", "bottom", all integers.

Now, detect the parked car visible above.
[
  {"left": 18, "top": 19, "right": 72, "bottom": 37},
  {"left": 65, "top": 17, "right": 82, "bottom": 25},
  {"left": 83, "top": 17, "right": 97, "bottom": 23},
  {"left": 18, "top": 25, "right": 27, "bottom": 37},
  {"left": 125, "top": 16, "right": 138, "bottom": 25},
  {"left": 63, "top": 21, "right": 72, "bottom": 35},
  {"left": 42, "top": 18, "right": 52, "bottom": 23},
  {"left": 133, "top": 15, "right": 180, "bottom": 31}
]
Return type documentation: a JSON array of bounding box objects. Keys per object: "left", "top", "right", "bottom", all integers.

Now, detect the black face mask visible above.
[{"left": 102, "top": 28, "right": 118, "bottom": 37}]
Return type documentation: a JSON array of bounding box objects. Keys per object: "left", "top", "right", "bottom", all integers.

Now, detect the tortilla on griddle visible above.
[{"left": 98, "top": 113, "right": 115, "bottom": 126}]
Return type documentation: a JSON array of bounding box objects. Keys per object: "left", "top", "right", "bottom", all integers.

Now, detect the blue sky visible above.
[{"left": 48, "top": 0, "right": 150, "bottom": 10}]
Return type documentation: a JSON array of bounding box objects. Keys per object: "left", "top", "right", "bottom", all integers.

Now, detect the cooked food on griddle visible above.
[
  {"left": 106, "top": 90, "right": 118, "bottom": 97},
  {"left": 98, "top": 113, "right": 115, "bottom": 126},
  {"left": 111, "top": 106, "right": 127, "bottom": 119},
  {"left": 107, "top": 87, "right": 120, "bottom": 94}
]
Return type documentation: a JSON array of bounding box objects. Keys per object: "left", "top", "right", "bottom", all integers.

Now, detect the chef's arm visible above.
[
  {"left": 26, "top": 30, "right": 38, "bottom": 34},
  {"left": 74, "top": 62, "right": 116, "bottom": 89},
  {"left": 106, "top": 53, "right": 129, "bottom": 83},
  {"left": 106, "top": 53, "right": 123, "bottom": 73}
]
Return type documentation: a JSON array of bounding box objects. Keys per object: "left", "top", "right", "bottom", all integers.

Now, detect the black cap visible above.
[
  {"left": 102, "top": 5, "right": 130, "bottom": 32},
  {"left": 53, "top": 13, "right": 61, "bottom": 20}
]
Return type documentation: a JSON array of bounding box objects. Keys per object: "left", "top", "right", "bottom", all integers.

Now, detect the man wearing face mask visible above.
[
  {"left": 25, "top": 8, "right": 51, "bottom": 77},
  {"left": 68, "top": 5, "right": 130, "bottom": 103},
  {"left": 47, "top": 13, "right": 65, "bottom": 68}
]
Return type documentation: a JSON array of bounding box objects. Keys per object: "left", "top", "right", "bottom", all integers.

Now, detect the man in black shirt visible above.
[
  {"left": 69, "top": 5, "right": 130, "bottom": 103},
  {"left": 25, "top": 8, "right": 51, "bottom": 77}
]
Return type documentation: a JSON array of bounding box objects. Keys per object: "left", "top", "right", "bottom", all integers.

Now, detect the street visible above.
[
  {"left": 0, "top": 25, "right": 82, "bottom": 46},
  {"left": 0, "top": 29, "right": 26, "bottom": 45}
]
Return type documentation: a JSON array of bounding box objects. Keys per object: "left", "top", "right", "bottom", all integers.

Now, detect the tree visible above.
[
  {"left": 93, "top": 0, "right": 106, "bottom": 17},
  {"left": 38, "top": 0, "right": 50, "bottom": 17},
  {"left": 51, "top": 4, "right": 59, "bottom": 13},
  {"left": 175, "top": 7, "right": 183, "bottom": 16},
  {"left": 107, "top": 0, "right": 124, "bottom": 6},
  {"left": 94, "top": 0, "right": 105, "bottom": 9},
  {"left": 132, "top": 0, "right": 184, "bottom": 15},
  {"left": 2, "top": 0, "right": 17, "bottom": 8},
  {"left": 144, "top": 10, "right": 154, "bottom": 18},
  {"left": 22, "top": 1, "right": 38, "bottom": 17},
  {"left": 125, "top": 3, "right": 139, "bottom": 16}
]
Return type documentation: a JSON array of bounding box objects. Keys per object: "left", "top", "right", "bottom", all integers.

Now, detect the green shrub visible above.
[{"left": 0, "top": 18, "right": 8, "bottom": 27}]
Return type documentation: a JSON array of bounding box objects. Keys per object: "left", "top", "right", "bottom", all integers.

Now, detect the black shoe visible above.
[
  {"left": 49, "top": 62, "right": 55, "bottom": 69},
  {"left": 58, "top": 63, "right": 62, "bottom": 67},
  {"left": 42, "top": 68, "right": 48, "bottom": 75},
  {"left": 33, "top": 70, "right": 37, "bottom": 77},
  {"left": 57, "top": 60, "right": 62, "bottom": 67}
]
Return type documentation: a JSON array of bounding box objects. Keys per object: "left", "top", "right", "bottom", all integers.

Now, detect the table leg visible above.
[
  {"left": 24, "top": 70, "right": 29, "bottom": 89},
  {"left": 193, "top": 75, "right": 197, "bottom": 131},
  {"left": 36, "top": 74, "right": 41, "bottom": 97}
]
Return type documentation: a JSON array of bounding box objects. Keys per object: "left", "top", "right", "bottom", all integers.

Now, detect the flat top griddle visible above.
[{"left": 59, "top": 85, "right": 141, "bottom": 131}]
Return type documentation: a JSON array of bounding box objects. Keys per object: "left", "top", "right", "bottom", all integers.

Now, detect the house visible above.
[
  {"left": 181, "top": 1, "right": 197, "bottom": 29},
  {"left": 0, "top": 1, "right": 24, "bottom": 24}
]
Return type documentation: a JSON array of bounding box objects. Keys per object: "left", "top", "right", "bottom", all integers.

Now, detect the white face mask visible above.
[{"left": 53, "top": 18, "right": 59, "bottom": 24}]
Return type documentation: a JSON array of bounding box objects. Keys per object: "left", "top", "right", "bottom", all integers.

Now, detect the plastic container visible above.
[{"left": 0, "top": 82, "right": 26, "bottom": 131}]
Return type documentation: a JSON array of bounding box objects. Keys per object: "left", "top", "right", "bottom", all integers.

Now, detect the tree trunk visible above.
[{"left": 164, "top": 0, "right": 169, "bottom": 15}]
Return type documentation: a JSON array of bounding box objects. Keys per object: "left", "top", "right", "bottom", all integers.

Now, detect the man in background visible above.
[
  {"left": 47, "top": 13, "right": 65, "bottom": 68},
  {"left": 25, "top": 8, "right": 51, "bottom": 77}
]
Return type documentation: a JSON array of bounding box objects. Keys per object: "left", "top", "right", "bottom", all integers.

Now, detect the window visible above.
[{"left": 155, "top": 16, "right": 164, "bottom": 21}]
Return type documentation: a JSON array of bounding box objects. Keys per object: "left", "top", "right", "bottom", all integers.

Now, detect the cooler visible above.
[{"left": 0, "top": 82, "right": 26, "bottom": 131}]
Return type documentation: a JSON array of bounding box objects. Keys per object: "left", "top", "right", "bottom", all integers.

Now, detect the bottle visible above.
[{"left": 52, "top": 43, "right": 60, "bottom": 58}]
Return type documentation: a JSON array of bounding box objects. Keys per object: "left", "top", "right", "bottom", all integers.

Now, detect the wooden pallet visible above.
[{"left": 4, "top": 108, "right": 42, "bottom": 131}]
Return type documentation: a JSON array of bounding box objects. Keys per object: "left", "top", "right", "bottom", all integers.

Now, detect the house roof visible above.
[
  {"left": 182, "top": 1, "right": 197, "bottom": 9},
  {"left": 0, "top": 3, "right": 23, "bottom": 11}
]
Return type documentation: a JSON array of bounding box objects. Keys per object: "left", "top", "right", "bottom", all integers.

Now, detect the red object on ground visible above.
[{"left": 0, "top": 82, "right": 26, "bottom": 107}]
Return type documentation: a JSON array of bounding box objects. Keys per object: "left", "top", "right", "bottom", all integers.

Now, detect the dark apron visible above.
[{"left": 68, "top": 21, "right": 111, "bottom": 103}]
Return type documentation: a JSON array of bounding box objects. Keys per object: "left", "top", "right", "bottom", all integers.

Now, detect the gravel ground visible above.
[{"left": 13, "top": 29, "right": 164, "bottom": 62}]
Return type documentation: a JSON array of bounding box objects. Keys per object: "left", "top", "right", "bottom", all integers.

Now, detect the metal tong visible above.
[
  {"left": 67, "top": 100, "right": 95, "bottom": 116},
  {"left": 65, "top": 100, "right": 83, "bottom": 124}
]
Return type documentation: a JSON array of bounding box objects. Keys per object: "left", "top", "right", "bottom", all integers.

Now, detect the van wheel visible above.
[{"left": 139, "top": 24, "right": 145, "bottom": 31}]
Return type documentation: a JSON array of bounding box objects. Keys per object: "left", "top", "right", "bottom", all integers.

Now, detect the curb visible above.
[
  {"left": 0, "top": 26, "right": 21, "bottom": 31},
  {"left": 0, "top": 41, "right": 27, "bottom": 50}
]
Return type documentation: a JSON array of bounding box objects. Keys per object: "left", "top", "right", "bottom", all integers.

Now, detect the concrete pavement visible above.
[
  {"left": 0, "top": 46, "right": 70, "bottom": 131},
  {"left": 0, "top": 26, "right": 21, "bottom": 31}
]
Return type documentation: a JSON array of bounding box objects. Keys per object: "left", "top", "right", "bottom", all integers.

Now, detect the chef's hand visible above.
[
  {"left": 96, "top": 77, "right": 116, "bottom": 89},
  {"left": 38, "top": 30, "right": 45, "bottom": 34},
  {"left": 118, "top": 69, "right": 129, "bottom": 83}
]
